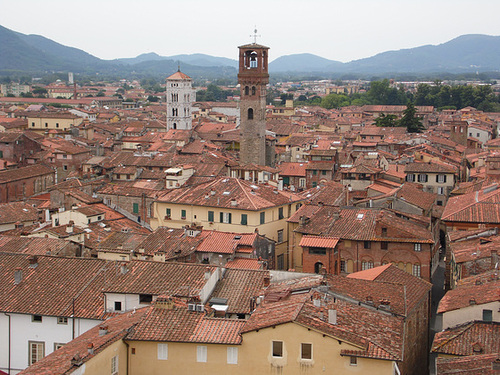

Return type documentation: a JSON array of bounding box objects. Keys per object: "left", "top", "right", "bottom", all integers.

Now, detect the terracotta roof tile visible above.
[{"left": 432, "top": 321, "right": 500, "bottom": 356}]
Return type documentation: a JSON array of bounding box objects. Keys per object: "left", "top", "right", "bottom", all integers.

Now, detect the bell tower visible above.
[{"left": 238, "top": 36, "right": 269, "bottom": 166}]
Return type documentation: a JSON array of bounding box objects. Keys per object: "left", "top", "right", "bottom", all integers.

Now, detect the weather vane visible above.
[{"left": 250, "top": 27, "right": 260, "bottom": 44}]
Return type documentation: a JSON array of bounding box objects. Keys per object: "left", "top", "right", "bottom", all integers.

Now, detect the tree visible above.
[
  {"left": 374, "top": 113, "right": 398, "bottom": 127},
  {"left": 399, "top": 102, "right": 424, "bottom": 133}
]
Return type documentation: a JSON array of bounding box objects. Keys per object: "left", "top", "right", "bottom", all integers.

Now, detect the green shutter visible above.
[
  {"left": 241, "top": 214, "right": 248, "bottom": 225},
  {"left": 181, "top": 209, "right": 186, "bottom": 219},
  {"left": 208, "top": 211, "right": 214, "bottom": 222},
  {"left": 260, "top": 212, "right": 265, "bottom": 224},
  {"left": 133, "top": 203, "right": 139, "bottom": 214},
  {"left": 220, "top": 212, "right": 224, "bottom": 223}
]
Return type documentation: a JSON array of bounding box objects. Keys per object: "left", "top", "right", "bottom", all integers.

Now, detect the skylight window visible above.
[{"left": 357, "top": 213, "right": 364, "bottom": 220}]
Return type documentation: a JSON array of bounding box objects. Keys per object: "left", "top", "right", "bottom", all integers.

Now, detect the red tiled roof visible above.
[
  {"left": 157, "top": 177, "right": 303, "bottom": 211},
  {"left": 126, "top": 299, "right": 245, "bottom": 344},
  {"left": 299, "top": 235, "right": 339, "bottom": 248},
  {"left": 432, "top": 321, "right": 500, "bottom": 356},
  {"left": 224, "top": 257, "right": 263, "bottom": 270},
  {"left": 437, "top": 279, "right": 500, "bottom": 314},
  {"left": 210, "top": 269, "right": 269, "bottom": 314},
  {"left": 19, "top": 308, "right": 150, "bottom": 375},
  {"left": 442, "top": 184, "right": 500, "bottom": 224},
  {"left": 167, "top": 71, "right": 192, "bottom": 80},
  {"left": 436, "top": 353, "right": 500, "bottom": 375}
]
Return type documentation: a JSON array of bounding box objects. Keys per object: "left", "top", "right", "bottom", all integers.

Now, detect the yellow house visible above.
[
  {"left": 151, "top": 177, "right": 305, "bottom": 269},
  {"left": 21, "top": 292, "right": 403, "bottom": 375},
  {"left": 26, "top": 112, "right": 83, "bottom": 134}
]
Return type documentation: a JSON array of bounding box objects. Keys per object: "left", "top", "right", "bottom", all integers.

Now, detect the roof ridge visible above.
[{"left": 236, "top": 178, "right": 259, "bottom": 211}]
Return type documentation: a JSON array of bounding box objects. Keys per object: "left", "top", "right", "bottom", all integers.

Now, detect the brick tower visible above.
[{"left": 238, "top": 40, "right": 269, "bottom": 166}]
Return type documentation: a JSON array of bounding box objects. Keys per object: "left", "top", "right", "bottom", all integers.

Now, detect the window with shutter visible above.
[
  {"left": 158, "top": 343, "right": 168, "bottom": 360},
  {"left": 197, "top": 345, "right": 207, "bottom": 362}
]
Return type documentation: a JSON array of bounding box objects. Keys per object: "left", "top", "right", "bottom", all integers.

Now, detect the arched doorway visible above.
[{"left": 314, "top": 262, "right": 324, "bottom": 274}]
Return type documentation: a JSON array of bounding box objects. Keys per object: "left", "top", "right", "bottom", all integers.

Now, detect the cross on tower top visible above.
[{"left": 250, "top": 27, "right": 261, "bottom": 44}]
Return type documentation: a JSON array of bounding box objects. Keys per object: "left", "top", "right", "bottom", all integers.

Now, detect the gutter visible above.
[{"left": 3, "top": 312, "right": 11, "bottom": 375}]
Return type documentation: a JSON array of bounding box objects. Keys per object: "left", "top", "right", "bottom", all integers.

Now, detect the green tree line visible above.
[{"left": 315, "top": 79, "right": 500, "bottom": 112}]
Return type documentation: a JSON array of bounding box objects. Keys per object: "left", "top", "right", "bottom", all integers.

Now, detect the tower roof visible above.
[
  {"left": 238, "top": 43, "right": 269, "bottom": 50},
  {"left": 167, "top": 70, "right": 191, "bottom": 80}
]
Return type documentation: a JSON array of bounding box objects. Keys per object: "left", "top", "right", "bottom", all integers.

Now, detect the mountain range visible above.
[{"left": 1, "top": 24, "right": 499, "bottom": 79}]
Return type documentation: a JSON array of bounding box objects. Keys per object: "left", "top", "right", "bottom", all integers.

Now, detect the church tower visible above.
[
  {"left": 166, "top": 69, "right": 195, "bottom": 130},
  {"left": 238, "top": 39, "right": 269, "bottom": 166}
]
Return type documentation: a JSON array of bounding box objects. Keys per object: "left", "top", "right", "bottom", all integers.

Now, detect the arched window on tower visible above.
[
  {"left": 173, "top": 123, "right": 177, "bottom": 129},
  {"left": 245, "top": 86, "right": 249, "bottom": 96},
  {"left": 250, "top": 52, "right": 258, "bottom": 68},
  {"left": 252, "top": 86, "right": 256, "bottom": 95},
  {"left": 248, "top": 108, "right": 254, "bottom": 120}
]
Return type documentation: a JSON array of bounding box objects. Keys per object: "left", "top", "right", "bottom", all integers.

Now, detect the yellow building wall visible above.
[
  {"left": 27, "top": 116, "right": 83, "bottom": 132},
  {"left": 151, "top": 202, "right": 302, "bottom": 244},
  {"left": 80, "top": 340, "right": 128, "bottom": 375},
  {"left": 125, "top": 322, "right": 394, "bottom": 375},
  {"left": 239, "top": 323, "right": 395, "bottom": 374},
  {"left": 127, "top": 341, "right": 242, "bottom": 375}
]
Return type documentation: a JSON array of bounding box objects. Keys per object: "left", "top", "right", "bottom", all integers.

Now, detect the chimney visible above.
[
  {"left": 66, "top": 220, "right": 74, "bottom": 234},
  {"left": 99, "top": 325, "right": 108, "bottom": 336},
  {"left": 120, "top": 264, "right": 128, "bottom": 275},
  {"left": 492, "top": 250, "right": 499, "bottom": 269},
  {"left": 14, "top": 268, "right": 22, "bottom": 285},
  {"left": 312, "top": 292, "right": 321, "bottom": 307},
  {"left": 492, "top": 358, "right": 500, "bottom": 371},
  {"left": 204, "top": 267, "right": 211, "bottom": 280},
  {"left": 28, "top": 255, "right": 38, "bottom": 268},
  {"left": 87, "top": 343, "right": 94, "bottom": 355},
  {"left": 328, "top": 309, "right": 337, "bottom": 325},
  {"left": 263, "top": 275, "right": 271, "bottom": 287},
  {"left": 71, "top": 354, "right": 83, "bottom": 367},
  {"left": 156, "top": 297, "right": 174, "bottom": 310}
]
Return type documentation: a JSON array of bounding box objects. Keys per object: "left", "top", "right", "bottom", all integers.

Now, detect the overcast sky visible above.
[{"left": 2, "top": 0, "right": 499, "bottom": 63}]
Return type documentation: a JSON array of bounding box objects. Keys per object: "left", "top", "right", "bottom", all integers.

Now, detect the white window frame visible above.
[
  {"left": 301, "top": 343, "right": 313, "bottom": 360},
  {"left": 222, "top": 212, "right": 231, "bottom": 224},
  {"left": 29, "top": 341, "right": 45, "bottom": 365},
  {"left": 197, "top": 345, "right": 207, "bottom": 363},
  {"left": 57, "top": 317, "right": 68, "bottom": 325},
  {"left": 227, "top": 347, "right": 238, "bottom": 364},
  {"left": 272, "top": 341, "right": 284, "bottom": 358},
  {"left": 414, "top": 243, "right": 422, "bottom": 252},
  {"left": 417, "top": 174, "right": 427, "bottom": 183},
  {"left": 412, "top": 264, "right": 421, "bottom": 277},
  {"left": 111, "top": 355, "right": 118, "bottom": 375},
  {"left": 437, "top": 174, "right": 446, "bottom": 183},
  {"left": 406, "top": 174, "right": 415, "bottom": 182},
  {"left": 158, "top": 343, "right": 168, "bottom": 360},
  {"left": 437, "top": 187, "right": 445, "bottom": 195}
]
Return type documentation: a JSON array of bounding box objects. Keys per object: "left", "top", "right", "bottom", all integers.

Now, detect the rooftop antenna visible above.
[{"left": 250, "top": 27, "right": 260, "bottom": 44}]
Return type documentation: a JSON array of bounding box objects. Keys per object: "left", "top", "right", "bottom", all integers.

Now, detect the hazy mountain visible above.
[
  {"left": 1, "top": 24, "right": 499, "bottom": 78},
  {"left": 115, "top": 52, "right": 166, "bottom": 65},
  {"left": 344, "top": 34, "right": 500, "bottom": 73},
  {"left": 269, "top": 53, "right": 343, "bottom": 72},
  {"left": 116, "top": 53, "right": 238, "bottom": 68}
]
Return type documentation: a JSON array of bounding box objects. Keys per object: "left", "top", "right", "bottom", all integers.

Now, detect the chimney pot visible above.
[
  {"left": 87, "top": 343, "right": 94, "bottom": 355},
  {"left": 14, "top": 268, "right": 22, "bottom": 285},
  {"left": 263, "top": 275, "right": 271, "bottom": 287},
  {"left": 328, "top": 309, "right": 337, "bottom": 325}
]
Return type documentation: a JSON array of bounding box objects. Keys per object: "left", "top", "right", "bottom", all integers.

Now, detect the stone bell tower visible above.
[{"left": 238, "top": 37, "right": 269, "bottom": 166}]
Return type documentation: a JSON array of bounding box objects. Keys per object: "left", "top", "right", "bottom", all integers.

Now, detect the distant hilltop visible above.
[{"left": 1, "top": 24, "right": 499, "bottom": 77}]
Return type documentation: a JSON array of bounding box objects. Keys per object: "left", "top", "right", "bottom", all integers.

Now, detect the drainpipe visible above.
[
  {"left": 3, "top": 312, "right": 11, "bottom": 375},
  {"left": 72, "top": 298, "right": 75, "bottom": 340}
]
